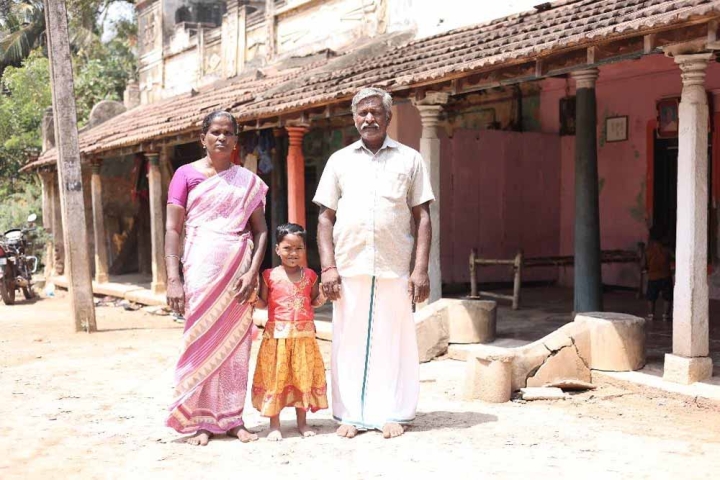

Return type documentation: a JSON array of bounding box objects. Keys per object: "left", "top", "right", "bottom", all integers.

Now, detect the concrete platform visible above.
[{"left": 51, "top": 274, "right": 166, "bottom": 306}]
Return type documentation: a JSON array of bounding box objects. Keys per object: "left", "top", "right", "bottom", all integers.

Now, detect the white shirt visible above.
[{"left": 313, "top": 136, "right": 435, "bottom": 278}]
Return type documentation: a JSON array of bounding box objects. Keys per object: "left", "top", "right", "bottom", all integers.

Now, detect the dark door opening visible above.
[{"left": 652, "top": 134, "right": 712, "bottom": 254}]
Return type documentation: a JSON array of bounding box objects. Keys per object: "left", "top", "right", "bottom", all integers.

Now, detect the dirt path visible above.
[{"left": 2, "top": 293, "right": 720, "bottom": 479}]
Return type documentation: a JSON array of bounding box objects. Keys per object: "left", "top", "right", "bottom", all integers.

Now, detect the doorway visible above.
[{"left": 651, "top": 134, "right": 712, "bottom": 253}]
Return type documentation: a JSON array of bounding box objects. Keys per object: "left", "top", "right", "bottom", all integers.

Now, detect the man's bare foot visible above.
[
  {"left": 336, "top": 424, "right": 358, "bottom": 438},
  {"left": 187, "top": 430, "right": 212, "bottom": 446},
  {"left": 227, "top": 426, "right": 259, "bottom": 443},
  {"left": 382, "top": 423, "right": 406, "bottom": 439},
  {"left": 267, "top": 428, "right": 283, "bottom": 441}
]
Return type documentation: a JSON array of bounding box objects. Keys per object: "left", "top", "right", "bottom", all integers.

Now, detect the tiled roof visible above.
[{"left": 27, "top": 0, "right": 720, "bottom": 170}]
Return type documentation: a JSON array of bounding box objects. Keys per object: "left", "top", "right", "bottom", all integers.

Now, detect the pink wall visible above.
[
  {"left": 541, "top": 55, "right": 720, "bottom": 287},
  {"left": 439, "top": 130, "right": 561, "bottom": 283}
]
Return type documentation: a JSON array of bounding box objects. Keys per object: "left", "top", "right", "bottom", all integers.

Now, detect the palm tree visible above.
[{"left": 0, "top": 0, "right": 47, "bottom": 70}]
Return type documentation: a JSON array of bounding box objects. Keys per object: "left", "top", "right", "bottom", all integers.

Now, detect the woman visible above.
[{"left": 164, "top": 111, "right": 268, "bottom": 446}]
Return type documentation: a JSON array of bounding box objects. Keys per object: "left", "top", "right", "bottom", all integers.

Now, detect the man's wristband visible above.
[{"left": 321, "top": 265, "right": 337, "bottom": 274}]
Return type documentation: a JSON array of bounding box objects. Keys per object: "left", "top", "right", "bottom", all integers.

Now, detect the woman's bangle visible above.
[
  {"left": 165, "top": 254, "right": 180, "bottom": 260},
  {"left": 321, "top": 265, "right": 337, "bottom": 274}
]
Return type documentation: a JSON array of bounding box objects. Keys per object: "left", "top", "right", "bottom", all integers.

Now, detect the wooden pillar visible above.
[
  {"left": 51, "top": 172, "right": 65, "bottom": 276},
  {"left": 38, "top": 170, "right": 55, "bottom": 277},
  {"left": 146, "top": 151, "right": 167, "bottom": 295},
  {"left": 90, "top": 159, "right": 109, "bottom": 283},
  {"left": 414, "top": 92, "right": 449, "bottom": 304},
  {"left": 664, "top": 52, "right": 714, "bottom": 384},
  {"left": 571, "top": 68, "right": 603, "bottom": 313},
  {"left": 286, "top": 126, "right": 308, "bottom": 227},
  {"left": 44, "top": 0, "right": 96, "bottom": 332}
]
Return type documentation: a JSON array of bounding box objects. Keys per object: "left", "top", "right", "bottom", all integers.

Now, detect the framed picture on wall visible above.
[
  {"left": 657, "top": 97, "right": 679, "bottom": 138},
  {"left": 605, "top": 116, "right": 628, "bottom": 142}
]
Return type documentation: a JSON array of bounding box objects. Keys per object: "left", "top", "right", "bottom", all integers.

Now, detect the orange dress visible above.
[{"left": 251, "top": 267, "right": 328, "bottom": 416}]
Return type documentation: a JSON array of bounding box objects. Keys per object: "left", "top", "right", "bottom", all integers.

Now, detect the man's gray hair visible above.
[{"left": 351, "top": 87, "right": 393, "bottom": 118}]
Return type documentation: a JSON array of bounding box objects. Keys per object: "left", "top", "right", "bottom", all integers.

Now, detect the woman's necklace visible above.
[{"left": 204, "top": 156, "right": 231, "bottom": 176}]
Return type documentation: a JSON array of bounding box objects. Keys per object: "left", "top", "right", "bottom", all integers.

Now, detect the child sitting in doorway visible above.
[{"left": 644, "top": 226, "right": 674, "bottom": 322}]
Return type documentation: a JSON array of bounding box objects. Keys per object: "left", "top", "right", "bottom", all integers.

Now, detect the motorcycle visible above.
[{"left": 0, "top": 214, "right": 39, "bottom": 305}]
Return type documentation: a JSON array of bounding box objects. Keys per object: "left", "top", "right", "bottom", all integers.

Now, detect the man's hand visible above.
[
  {"left": 408, "top": 269, "right": 430, "bottom": 304},
  {"left": 321, "top": 269, "right": 342, "bottom": 301},
  {"left": 234, "top": 271, "right": 258, "bottom": 304}
]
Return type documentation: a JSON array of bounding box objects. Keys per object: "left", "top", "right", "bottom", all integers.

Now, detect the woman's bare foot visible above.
[
  {"left": 336, "top": 424, "right": 358, "bottom": 438},
  {"left": 296, "top": 408, "right": 316, "bottom": 438},
  {"left": 382, "top": 423, "right": 406, "bottom": 439},
  {"left": 227, "top": 426, "right": 259, "bottom": 443},
  {"left": 187, "top": 430, "right": 212, "bottom": 446}
]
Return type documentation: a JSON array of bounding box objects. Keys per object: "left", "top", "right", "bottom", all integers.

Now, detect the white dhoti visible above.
[{"left": 331, "top": 275, "right": 419, "bottom": 430}]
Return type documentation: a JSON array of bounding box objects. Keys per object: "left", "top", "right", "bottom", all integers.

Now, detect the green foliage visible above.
[
  {"left": 74, "top": 25, "right": 137, "bottom": 125},
  {"left": 0, "top": 177, "right": 45, "bottom": 239},
  {"left": 0, "top": 51, "right": 51, "bottom": 191}
]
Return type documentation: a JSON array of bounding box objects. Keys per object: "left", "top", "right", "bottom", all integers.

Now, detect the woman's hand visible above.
[
  {"left": 234, "top": 271, "right": 258, "bottom": 304},
  {"left": 167, "top": 278, "right": 186, "bottom": 315}
]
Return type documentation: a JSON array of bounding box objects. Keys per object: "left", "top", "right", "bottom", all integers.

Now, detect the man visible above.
[{"left": 313, "top": 87, "right": 434, "bottom": 439}]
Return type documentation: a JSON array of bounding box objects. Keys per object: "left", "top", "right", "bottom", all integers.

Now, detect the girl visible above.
[{"left": 251, "top": 223, "right": 328, "bottom": 440}]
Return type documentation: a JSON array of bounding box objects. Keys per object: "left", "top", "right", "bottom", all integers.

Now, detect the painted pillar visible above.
[
  {"left": 90, "top": 159, "right": 109, "bottom": 283},
  {"left": 286, "top": 126, "right": 308, "bottom": 227},
  {"left": 146, "top": 152, "right": 167, "bottom": 295},
  {"left": 414, "top": 92, "right": 449, "bottom": 304},
  {"left": 271, "top": 128, "right": 286, "bottom": 265},
  {"left": 571, "top": 69, "right": 603, "bottom": 313},
  {"left": 664, "top": 53, "right": 714, "bottom": 384}
]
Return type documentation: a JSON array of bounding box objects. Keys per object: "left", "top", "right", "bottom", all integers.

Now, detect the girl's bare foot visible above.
[
  {"left": 336, "top": 424, "right": 358, "bottom": 438},
  {"left": 227, "top": 426, "right": 259, "bottom": 443},
  {"left": 187, "top": 430, "right": 212, "bottom": 446},
  {"left": 295, "top": 408, "right": 316, "bottom": 438},
  {"left": 266, "top": 414, "right": 282, "bottom": 441},
  {"left": 382, "top": 423, "right": 406, "bottom": 439}
]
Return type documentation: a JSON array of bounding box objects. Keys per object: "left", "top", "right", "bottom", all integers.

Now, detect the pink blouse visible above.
[{"left": 167, "top": 164, "right": 209, "bottom": 208}]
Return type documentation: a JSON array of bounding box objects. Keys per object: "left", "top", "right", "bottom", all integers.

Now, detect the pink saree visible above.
[{"left": 166, "top": 165, "right": 267, "bottom": 435}]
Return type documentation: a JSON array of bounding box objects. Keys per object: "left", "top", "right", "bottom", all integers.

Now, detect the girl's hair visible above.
[
  {"left": 201, "top": 111, "right": 238, "bottom": 135},
  {"left": 276, "top": 223, "right": 306, "bottom": 244}
]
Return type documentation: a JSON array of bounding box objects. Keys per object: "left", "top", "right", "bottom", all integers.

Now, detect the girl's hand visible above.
[
  {"left": 234, "top": 271, "right": 258, "bottom": 304},
  {"left": 167, "top": 278, "right": 185, "bottom": 315}
]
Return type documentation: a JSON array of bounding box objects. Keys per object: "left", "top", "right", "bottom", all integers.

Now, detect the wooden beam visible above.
[
  {"left": 708, "top": 20, "right": 719, "bottom": 44},
  {"left": 535, "top": 58, "right": 544, "bottom": 78},
  {"left": 586, "top": 46, "right": 597, "bottom": 64},
  {"left": 644, "top": 34, "right": 655, "bottom": 54}
]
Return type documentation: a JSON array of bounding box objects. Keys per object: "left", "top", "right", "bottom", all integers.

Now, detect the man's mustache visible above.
[{"left": 361, "top": 122, "right": 379, "bottom": 130}]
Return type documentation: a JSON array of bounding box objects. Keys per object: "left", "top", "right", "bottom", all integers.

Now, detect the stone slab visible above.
[
  {"left": 526, "top": 345, "right": 591, "bottom": 387},
  {"left": 520, "top": 387, "right": 567, "bottom": 401},
  {"left": 575, "top": 312, "right": 646, "bottom": 371},
  {"left": 415, "top": 300, "right": 450, "bottom": 363},
  {"left": 447, "top": 300, "right": 496, "bottom": 344},
  {"left": 663, "top": 354, "right": 714, "bottom": 385}
]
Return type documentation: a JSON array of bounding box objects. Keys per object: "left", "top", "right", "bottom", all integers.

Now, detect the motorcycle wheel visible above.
[
  {"left": 0, "top": 276, "right": 15, "bottom": 305},
  {"left": 22, "top": 286, "right": 35, "bottom": 300}
]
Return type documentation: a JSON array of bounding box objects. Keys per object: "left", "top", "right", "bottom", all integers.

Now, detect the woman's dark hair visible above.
[
  {"left": 276, "top": 223, "right": 306, "bottom": 244},
  {"left": 201, "top": 111, "right": 238, "bottom": 135}
]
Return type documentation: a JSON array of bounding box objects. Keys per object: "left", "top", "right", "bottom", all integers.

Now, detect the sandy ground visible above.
[{"left": 2, "top": 293, "right": 720, "bottom": 480}]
